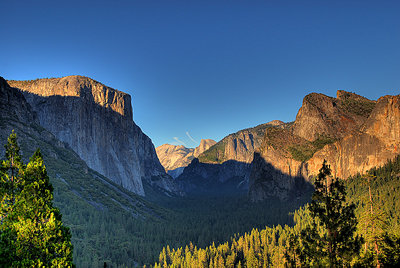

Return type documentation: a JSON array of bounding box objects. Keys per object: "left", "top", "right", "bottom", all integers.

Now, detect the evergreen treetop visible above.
[{"left": 0, "top": 131, "right": 74, "bottom": 267}]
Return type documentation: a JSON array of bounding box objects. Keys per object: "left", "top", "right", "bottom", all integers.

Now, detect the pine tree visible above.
[
  {"left": 0, "top": 131, "right": 74, "bottom": 267},
  {"left": 0, "top": 130, "right": 24, "bottom": 218},
  {"left": 299, "top": 160, "right": 363, "bottom": 267},
  {"left": 359, "top": 174, "right": 386, "bottom": 267},
  {"left": 0, "top": 130, "right": 24, "bottom": 265},
  {"left": 284, "top": 233, "right": 302, "bottom": 267}
]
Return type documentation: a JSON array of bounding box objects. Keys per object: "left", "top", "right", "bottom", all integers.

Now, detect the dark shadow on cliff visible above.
[
  {"left": 249, "top": 152, "right": 314, "bottom": 203},
  {"left": 18, "top": 90, "right": 179, "bottom": 197},
  {"left": 174, "top": 152, "right": 313, "bottom": 204},
  {"left": 147, "top": 155, "right": 315, "bottom": 249},
  {"left": 175, "top": 158, "right": 251, "bottom": 197}
]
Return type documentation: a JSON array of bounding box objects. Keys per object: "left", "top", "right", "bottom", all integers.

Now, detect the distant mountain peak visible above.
[
  {"left": 266, "top": 120, "right": 285, "bottom": 126},
  {"left": 156, "top": 139, "right": 216, "bottom": 174}
]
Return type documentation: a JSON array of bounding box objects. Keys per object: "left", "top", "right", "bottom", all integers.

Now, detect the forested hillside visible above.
[{"left": 154, "top": 156, "right": 400, "bottom": 267}]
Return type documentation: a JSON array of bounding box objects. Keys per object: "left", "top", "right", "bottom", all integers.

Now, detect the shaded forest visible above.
[{"left": 154, "top": 156, "right": 400, "bottom": 267}]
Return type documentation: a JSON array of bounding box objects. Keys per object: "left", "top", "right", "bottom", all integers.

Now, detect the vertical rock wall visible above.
[{"left": 9, "top": 76, "right": 176, "bottom": 196}]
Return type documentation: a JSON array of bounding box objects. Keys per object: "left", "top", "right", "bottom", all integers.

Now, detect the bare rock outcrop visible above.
[
  {"left": 177, "top": 122, "right": 288, "bottom": 193},
  {"left": 156, "top": 144, "right": 194, "bottom": 172},
  {"left": 307, "top": 94, "right": 400, "bottom": 180},
  {"left": 156, "top": 139, "right": 216, "bottom": 174},
  {"left": 248, "top": 127, "right": 311, "bottom": 201},
  {"left": 249, "top": 91, "right": 398, "bottom": 202},
  {"left": 9, "top": 76, "right": 178, "bottom": 196},
  {"left": 197, "top": 122, "right": 286, "bottom": 164},
  {"left": 0, "top": 77, "right": 35, "bottom": 124},
  {"left": 193, "top": 139, "right": 217, "bottom": 157},
  {"left": 292, "top": 91, "right": 375, "bottom": 141}
]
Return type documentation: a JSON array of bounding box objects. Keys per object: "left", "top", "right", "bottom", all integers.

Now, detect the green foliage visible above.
[
  {"left": 289, "top": 136, "right": 335, "bottom": 162},
  {"left": 3, "top": 123, "right": 400, "bottom": 267},
  {"left": 339, "top": 93, "right": 376, "bottom": 117},
  {"left": 197, "top": 140, "right": 226, "bottom": 163},
  {"left": 154, "top": 226, "right": 295, "bottom": 268},
  {"left": 151, "top": 156, "right": 400, "bottom": 268},
  {"left": 311, "top": 136, "right": 335, "bottom": 150},
  {"left": 288, "top": 145, "right": 314, "bottom": 162},
  {"left": 380, "top": 233, "right": 400, "bottom": 265},
  {"left": 346, "top": 155, "right": 400, "bottom": 236},
  {"left": 153, "top": 159, "right": 400, "bottom": 268},
  {"left": 1, "top": 123, "right": 173, "bottom": 267},
  {"left": 298, "top": 160, "right": 362, "bottom": 267},
  {"left": 345, "top": 155, "right": 400, "bottom": 267},
  {"left": 0, "top": 131, "right": 74, "bottom": 267},
  {"left": 141, "top": 192, "right": 308, "bottom": 266}
]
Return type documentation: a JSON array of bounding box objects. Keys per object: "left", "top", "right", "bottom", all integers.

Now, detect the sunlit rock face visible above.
[
  {"left": 248, "top": 127, "right": 311, "bottom": 202},
  {"left": 308, "top": 94, "right": 400, "bottom": 180},
  {"left": 9, "top": 76, "right": 178, "bottom": 196},
  {"left": 292, "top": 91, "right": 375, "bottom": 141},
  {"left": 249, "top": 91, "right": 400, "bottom": 202},
  {"left": 176, "top": 122, "right": 286, "bottom": 193},
  {"left": 156, "top": 139, "right": 216, "bottom": 175}
]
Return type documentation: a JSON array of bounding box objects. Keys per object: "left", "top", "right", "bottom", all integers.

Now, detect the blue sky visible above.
[{"left": 1, "top": 0, "right": 399, "bottom": 148}]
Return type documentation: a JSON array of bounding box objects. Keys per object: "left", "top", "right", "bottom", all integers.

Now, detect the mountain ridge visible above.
[
  {"left": 0, "top": 76, "right": 166, "bottom": 266},
  {"left": 8, "top": 75, "right": 179, "bottom": 196},
  {"left": 250, "top": 90, "right": 399, "bottom": 201},
  {"left": 172, "top": 89, "right": 398, "bottom": 201},
  {"left": 174, "top": 121, "right": 288, "bottom": 193},
  {"left": 156, "top": 139, "right": 216, "bottom": 178}
]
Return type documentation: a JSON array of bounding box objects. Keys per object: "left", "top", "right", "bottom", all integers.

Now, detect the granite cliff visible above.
[
  {"left": 156, "top": 139, "right": 216, "bottom": 177},
  {"left": 176, "top": 121, "right": 286, "bottom": 193},
  {"left": 8, "top": 76, "right": 178, "bottom": 196},
  {"left": 248, "top": 127, "right": 314, "bottom": 201},
  {"left": 307, "top": 94, "right": 400, "bottom": 180},
  {"left": 249, "top": 91, "right": 400, "bottom": 202},
  {"left": 197, "top": 121, "right": 286, "bottom": 164},
  {"left": 292, "top": 90, "right": 375, "bottom": 141},
  {"left": 1, "top": 76, "right": 163, "bottom": 265}
]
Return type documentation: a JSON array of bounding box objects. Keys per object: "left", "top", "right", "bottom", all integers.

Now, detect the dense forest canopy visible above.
[
  {"left": 154, "top": 157, "right": 400, "bottom": 267},
  {"left": 1, "top": 132, "right": 400, "bottom": 267}
]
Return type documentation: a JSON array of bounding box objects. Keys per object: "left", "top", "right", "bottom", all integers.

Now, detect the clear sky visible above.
[{"left": 1, "top": 0, "right": 399, "bottom": 148}]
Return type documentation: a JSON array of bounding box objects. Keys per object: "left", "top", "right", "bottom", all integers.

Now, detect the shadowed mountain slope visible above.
[
  {"left": 250, "top": 91, "right": 400, "bottom": 201},
  {"left": 176, "top": 121, "right": 287, "bottom": 193},
  {"left": 0, "top": 76, "right": 166, "bottom": 266},
  {"left": 8, "top": 76, "right": 178, "bottom": 196},
  {"left": 156, "top": 139, "right": 216, "bottom": 177}
]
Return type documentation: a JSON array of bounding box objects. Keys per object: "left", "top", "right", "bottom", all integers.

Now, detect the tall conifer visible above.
[
  {"left": 299, "top": 160, "right": 362, "bottom": 266},
  {"left": 0, "top": 131, "right": 74, "bottom": 267}
]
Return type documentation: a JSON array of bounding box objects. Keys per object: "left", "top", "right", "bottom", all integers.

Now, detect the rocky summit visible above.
[
  {"left": 156, "top": 139, "right": 216, "bottom": 177},
  {"left": 8, "top": 76, "right": 178, "bottom": 196},
  {"left": 249, "top": 91, "right": 400, "bottom": 202},
  {"left": 176, "top": 121, "right": 288, "bottom": 193},
  {"left": 4, "top": 75, "right": 397, "bottom": 203},
  {"left": 166, "top": 89, "right": 399, "bottom": 201},
  {"left": 292, "top": 90, "right": 376, "bottom": 141},
  {"left": 307, "top": 94, "right": 400, "bottom": 180}
]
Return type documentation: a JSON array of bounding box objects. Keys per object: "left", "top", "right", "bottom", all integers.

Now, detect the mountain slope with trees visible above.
[
  {"left": 250, "top": 91, "right": 400, "bottom": 202},
  {"left": 154, "top": 157, "right": 400, "bottom": 267},
  {"left": 0, "top": 76, "right": 170, "bottom": 266},
  {"left": 9, "top": 76, "right": 179, "bottom": 196}
]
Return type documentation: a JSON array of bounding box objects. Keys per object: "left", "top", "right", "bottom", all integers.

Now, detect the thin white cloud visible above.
[
  {"left": 173, "top": 137, "right": 187, "bottom": 146},
  {"left": 186, "top": 131, "right": 197, "bottom": 144}
]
